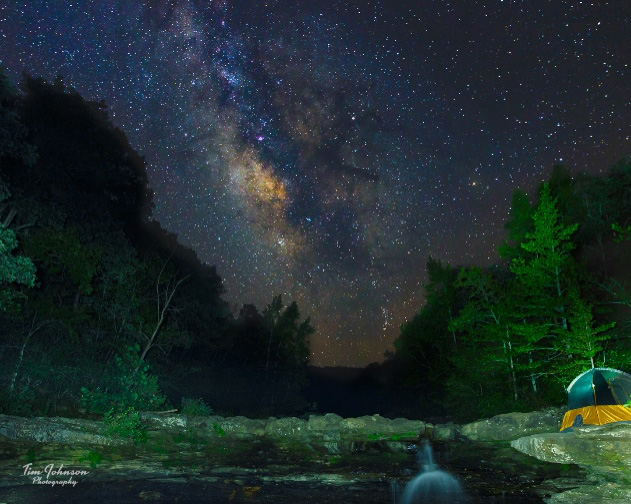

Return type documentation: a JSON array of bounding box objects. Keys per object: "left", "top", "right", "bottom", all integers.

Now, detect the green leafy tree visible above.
[{"left": 81, "top": 344, "right": 167, "bottom": 432}]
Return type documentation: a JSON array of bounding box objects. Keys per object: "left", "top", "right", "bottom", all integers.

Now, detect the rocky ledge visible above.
[
  {"left": 512, "top": 422, "right": 631, "bottom": 503},
  {"left": 0, "top": 408, "right": 581, "bottom": 502},
  {"left": 0, "top": 407, "right": 564, "bottom": 452}
]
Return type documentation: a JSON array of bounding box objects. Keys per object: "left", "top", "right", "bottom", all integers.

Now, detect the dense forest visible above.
[
  {"left": 1, "top": 70, "right": 631, "bottom": 428},
  {"left": 388, "top": 160, "right": 631, "bottom": 421},
  {"left": 0, "top": 72, "right": 313, "bottom": 428}
]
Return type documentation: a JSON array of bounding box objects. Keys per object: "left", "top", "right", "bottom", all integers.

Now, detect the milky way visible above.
[{"left": 1, "top": 1, "right": 630, "bottom": 365}]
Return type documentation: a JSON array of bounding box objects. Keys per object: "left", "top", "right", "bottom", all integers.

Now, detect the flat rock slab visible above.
[
  {"left": 511, "top": 423, "right": 631, "bottom": 480},
  {"left": 511, "top": 422, "right": 631, "bottom": 503}
]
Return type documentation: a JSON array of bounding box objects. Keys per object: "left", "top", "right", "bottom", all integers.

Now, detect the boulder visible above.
[
  {"left": 511, "top": 423, "right": 631, "bottom": 482},
  {"left": 511, "top": 422, "right": 631, "bottom": 503},
  {"left": 461, "top": 407, "right": 564, "bottom": 442}
]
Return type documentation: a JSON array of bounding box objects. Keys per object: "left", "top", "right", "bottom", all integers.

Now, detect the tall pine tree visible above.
[{"left": 509, "top": 183, "right": 579, "bottom": 391}]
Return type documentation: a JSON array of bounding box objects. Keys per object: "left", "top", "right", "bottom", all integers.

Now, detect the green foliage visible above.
[
  {"left": 0, "top": 72, "right": 277, "bottom": 421},
  {"left": 79, "top": 450, "right": 102, "bottom": 469},
  {"left": 557, "top": 289, "right": 614, "bottom": 382},
  {"left": 511, "top": 183, "right": 578, "bottom": 292},
  {"left": 449, "top": 266, "right": 523, "bottom": 403},
  {"left": 181, "top": 397, "right": 213, "bottom": 416},
  {"left": 81, "top": 344, "right": 166, "bottom": 414},
  {"left": 103, "top": 407, "right": 147, "bottom": 444},
  {"left": 327, "top": 455, "right": 343, "bottom": 464}
]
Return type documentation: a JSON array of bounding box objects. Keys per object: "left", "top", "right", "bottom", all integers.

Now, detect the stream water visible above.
[{"left": 0, "top": 439, "right": 583, "bottom": 503}]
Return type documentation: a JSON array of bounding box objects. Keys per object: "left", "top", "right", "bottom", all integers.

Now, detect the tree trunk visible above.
[
  {"left": 10, "top": 314, "right": 47, "bottom": 393},
  {"left": 448, "top": 307, "right": 458, "bottom": 349},
  {"left": 504, "top": 332, "right": 518, "bottom": 402},
  {"left": 555, "top": 266, "right": 568, "bottom": 331},
  {"left": 529, "top": 352, "right": 537, "bottom": 393},
  {"left": 9, "top": 337, "right": 29, "bottom": 393},
  {"left": 136, "top": 268, "right": 189, "bottom": 371}
]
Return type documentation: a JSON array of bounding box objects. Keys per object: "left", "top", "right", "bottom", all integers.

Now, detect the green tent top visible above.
[{"left": 567, "top": 368, "right": 631, "bottom": 410}]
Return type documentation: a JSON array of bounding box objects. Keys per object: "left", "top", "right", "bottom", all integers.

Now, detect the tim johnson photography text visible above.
[{"left": 23, "top": 463, "right": 90, "bottom": 487}]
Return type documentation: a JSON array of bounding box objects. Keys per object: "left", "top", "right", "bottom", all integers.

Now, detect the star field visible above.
[{"left": 1, "top": 1, "right": 630, "bottom": 366}]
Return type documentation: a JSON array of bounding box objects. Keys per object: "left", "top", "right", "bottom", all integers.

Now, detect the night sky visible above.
[{"left": 1, "top": 1, "right": 630, "bottom": 366}]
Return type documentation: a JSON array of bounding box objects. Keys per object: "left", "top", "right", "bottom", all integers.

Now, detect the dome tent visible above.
[{"left": 561, "top": 367, "right": 631, "bottom": 431}]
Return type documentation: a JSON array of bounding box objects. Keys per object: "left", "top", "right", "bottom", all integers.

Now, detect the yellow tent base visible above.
[{"left": 561, "top": 405, "right": 631, "bottom": 431}]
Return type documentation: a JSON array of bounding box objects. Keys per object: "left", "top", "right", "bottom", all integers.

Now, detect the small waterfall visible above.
[{"left": 395, "top": 441, "right": 466, "bottom": 504}]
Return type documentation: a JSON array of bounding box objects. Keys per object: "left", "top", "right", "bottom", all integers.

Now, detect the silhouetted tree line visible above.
[
  {"left": 0, "top": 71, "right": 312, "bottom": 418},
  {"left": 389, "top": 163, "right": 631, "bottom": 421}
]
